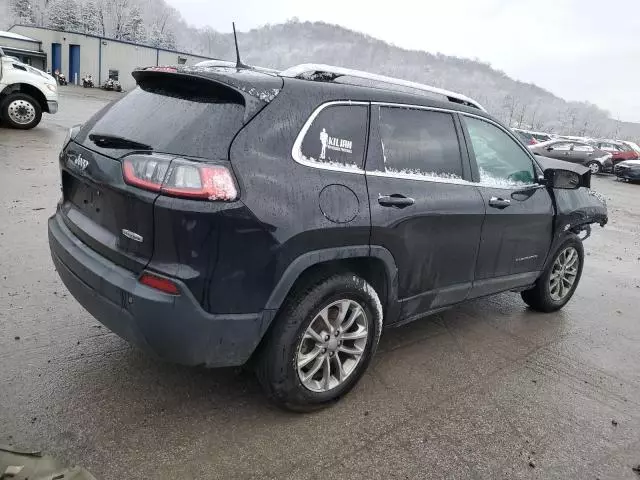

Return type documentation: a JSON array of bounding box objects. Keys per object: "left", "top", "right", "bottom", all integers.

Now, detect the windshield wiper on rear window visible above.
[{"left": 89, "top": 133, "right": 152, "bottom": 151}]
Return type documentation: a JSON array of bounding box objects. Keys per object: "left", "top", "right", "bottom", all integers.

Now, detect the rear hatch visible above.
[{"left": 59, "top": 67, "right": 283, "bottom": 274}]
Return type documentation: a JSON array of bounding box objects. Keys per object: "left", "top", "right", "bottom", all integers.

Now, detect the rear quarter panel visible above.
[{"left": 226, "top": 82, "right": 372, "bottom": 313}]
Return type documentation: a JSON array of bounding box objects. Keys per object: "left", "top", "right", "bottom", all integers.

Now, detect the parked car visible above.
[
  {"left": 621, "top": 140, "right": 640, "bottom": 155},
  {"left": 48, "top": 63, "right": 608, "bottom": 411},
  {"left": 614, "top": 160, "right": 640, "bottom": 182},
  {"left": 512, "top": 128, "right": 553, "bottom": 145},
  {"left": 594, "top": 140, "right": 639, "bottom": 165},
  {"left": 0, "top": 47, "right": 58, "bottom": 129},
  {"left": 530, "top": 130, "right": 553, "bottom": 143},
  {"left": 513, "top": 128, "right": 538, "bottom": 145},
  {"left": 529, "top": 139, "right": 612, "bottom": 174}
]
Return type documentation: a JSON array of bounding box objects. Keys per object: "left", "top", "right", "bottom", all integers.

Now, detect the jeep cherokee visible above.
[{"left": 48, "top": 63, "right": 608, "bottom": 411}]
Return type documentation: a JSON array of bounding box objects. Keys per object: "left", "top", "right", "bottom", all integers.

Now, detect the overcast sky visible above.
[{"left": 165, "top": 0, "right": 640, "bottom": 122}]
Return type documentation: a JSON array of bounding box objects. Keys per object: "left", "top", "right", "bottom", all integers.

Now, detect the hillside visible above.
[{"left": 2, "top": 0, "right": 638, "bottom": 140}]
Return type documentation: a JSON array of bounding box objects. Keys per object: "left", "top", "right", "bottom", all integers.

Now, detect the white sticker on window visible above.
[{"left": 319, "top": 128, "right": 353, "bottom": 160}]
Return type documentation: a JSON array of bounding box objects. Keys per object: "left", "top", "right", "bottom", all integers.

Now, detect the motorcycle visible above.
[
  {"left": 54, "top": 71, "right": 67, "bottom": 86},
  {"left": 82, "top": 75, "right": 94, "bottom": 88},
  {"left": 101, "top": 78, "right": 123, "bottom": 92}
]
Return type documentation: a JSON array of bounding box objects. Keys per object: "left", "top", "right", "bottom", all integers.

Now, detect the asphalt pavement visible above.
[{"left": 1, "top": 87, "right": 640, "bottom": 480}]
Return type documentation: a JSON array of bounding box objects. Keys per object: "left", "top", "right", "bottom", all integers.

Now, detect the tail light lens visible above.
[{"left": 122, "top": 155, "right": 238, "bottom": 201}]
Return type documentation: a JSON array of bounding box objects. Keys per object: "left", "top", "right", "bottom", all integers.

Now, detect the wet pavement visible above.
[{"left": 1, "top": 87, "right": 640, "bottom": 479}]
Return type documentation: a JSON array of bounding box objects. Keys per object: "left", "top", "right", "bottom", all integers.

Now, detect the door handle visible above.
[
  {"left": 489, "top": 197, "right": 511, "bottom": 209},
  {"left": 378, "top": 194, "right": 415, "bottom": 208}
]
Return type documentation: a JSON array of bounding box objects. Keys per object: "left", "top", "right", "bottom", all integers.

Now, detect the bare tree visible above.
[{"left": 111, "top": 0, "right": 130, "bottom": 40}]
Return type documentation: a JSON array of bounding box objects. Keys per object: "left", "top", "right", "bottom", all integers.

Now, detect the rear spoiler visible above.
[{"left": 132, "top": 66, "right": 283, "bottom": 123}]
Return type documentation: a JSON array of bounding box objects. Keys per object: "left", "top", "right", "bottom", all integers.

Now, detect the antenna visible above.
[{"left": 232, "top": 22, "right": 250, "bottom": 70}]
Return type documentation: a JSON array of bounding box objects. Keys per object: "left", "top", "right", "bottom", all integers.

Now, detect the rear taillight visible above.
[{"left": 122, "top": 155, "right": 238, "bottom": 201}]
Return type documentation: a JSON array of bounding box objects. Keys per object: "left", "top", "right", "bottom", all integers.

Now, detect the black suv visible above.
[{"left": 48, "top": 64, "right": 607, "bottom": 411}]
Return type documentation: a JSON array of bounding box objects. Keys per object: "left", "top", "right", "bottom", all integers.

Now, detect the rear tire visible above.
[
  {"left": 521, "top": 236, "right": 584, "bottom": 312},
  {"left": 587, "top": 161, "right": 602, "bottom": 174},
  {"left": 0, "top": 93, "right": 42, "bottom": 130},
  {"left": 256, "top": 273, "right": 383, "bottom": 412}
]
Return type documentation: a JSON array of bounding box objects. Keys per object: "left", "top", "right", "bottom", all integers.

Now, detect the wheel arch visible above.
[
  {"left": 264, "top": 246, "right": 400, "bottom": 324},
  {"left": 0, "top": 83, "right": 49, "bottom": 113}
]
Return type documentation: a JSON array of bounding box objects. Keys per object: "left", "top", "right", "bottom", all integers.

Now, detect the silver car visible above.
[{"left": 529, "top": 139, "right": 612, "bottom": 174}]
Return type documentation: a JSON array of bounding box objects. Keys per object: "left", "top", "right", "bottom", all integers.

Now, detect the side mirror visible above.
[
  {"left": 546, "top": 146, "right": 554, "bottom": 152},
  {"left": 544, "top": 168, "right": 585, "bottom": 189}
]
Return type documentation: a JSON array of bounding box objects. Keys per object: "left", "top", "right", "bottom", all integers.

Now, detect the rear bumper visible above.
[{"left": 48, "top": 213, "right": 269, "bottom": 367}]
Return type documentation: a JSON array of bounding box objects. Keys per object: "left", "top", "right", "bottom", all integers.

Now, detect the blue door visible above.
[
  {"left": 51, "top": 43, "right": 61, "bottom": 74},
  {"left": 69, "top": 45, "right": 80, "bottom": 84}
]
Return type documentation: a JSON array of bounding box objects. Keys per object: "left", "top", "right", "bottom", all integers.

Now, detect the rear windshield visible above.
[
  {"left": 532, "top": 134, "right": 551, "bottom": 141},
  {"left": 80, "top": 76, "right": 245, "bottom": 160}
]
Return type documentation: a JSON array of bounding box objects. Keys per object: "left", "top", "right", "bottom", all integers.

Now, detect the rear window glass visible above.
[
  {"left": 300, "top": 105, "right": 368, "bottom": 169},
  {"left": 83, "top": 78, "right": 245, "bottom": 160},
  {"left": 378, "top": 107, "right": 463, "bottom": 179},
  {"left": 533, "top": 134, "right": 550, "bottom": 141}
]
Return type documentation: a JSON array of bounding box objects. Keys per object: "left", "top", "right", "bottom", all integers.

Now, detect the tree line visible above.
[
  {"left": 2, "top": 6, "right": 638, "bottom": 140},
  {"left": 8, "top": 0, "right": 177, "bottom": 48}
]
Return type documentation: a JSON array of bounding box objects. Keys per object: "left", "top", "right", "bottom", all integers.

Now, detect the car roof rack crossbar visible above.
[{"left": 279, "top": 63, "right": 485, "bottom": 111}]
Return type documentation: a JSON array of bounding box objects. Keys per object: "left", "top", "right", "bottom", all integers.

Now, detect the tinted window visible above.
[
  {"left": 464, "top": 116, "right": 535, "bottom": 187},
  {"left": 378, "top": 107, "right": 463, "bottom": 178},
  {"left": 83, "top": 79, "right": 245, "bottom": 160},
  {"left": 300, "top": 105, "right": 368, "bottom": 169}
]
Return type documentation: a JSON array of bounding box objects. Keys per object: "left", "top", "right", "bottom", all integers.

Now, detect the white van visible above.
[{"left": 0, "top": 46, "right": 58, "bottom": 129}]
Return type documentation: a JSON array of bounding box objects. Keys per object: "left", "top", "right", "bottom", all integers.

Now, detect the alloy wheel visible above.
[
  {"left": 297, "top": 299, "right": 368, "bottom": 393},
  {"left": 549, "top": 246, "right": 579, "bottom": 301}
]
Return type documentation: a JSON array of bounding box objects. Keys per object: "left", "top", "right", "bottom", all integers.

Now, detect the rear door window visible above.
[
  {"left": 299, "top": 105, "right": 368, "bottom": 169},
  {"left": 573, "top": 144, "right": 594, "bottom": 152},
  {"left": 79, "top": 76, "right": 245, "bottom": 160},
  {"left": 600, "top": 143, "right": 619, "bottom": 152},
  {"left": 377, "top": 106, "right": 464, "bottom": 179},
  {"left": 552, "top": 142, "right": 573, "bottom": 151}
]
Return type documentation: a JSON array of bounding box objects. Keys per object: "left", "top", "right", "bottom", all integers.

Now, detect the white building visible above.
[
  {"left": 0, "top": 30, "right": 46, "bottom": 70},
  {"left": 6, "top": 25, "right": 217, "bottom": 90}
]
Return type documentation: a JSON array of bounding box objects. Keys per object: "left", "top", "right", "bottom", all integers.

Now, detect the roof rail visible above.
[{"left": 279, "top": 63, "right": 485, "bottom": 111}]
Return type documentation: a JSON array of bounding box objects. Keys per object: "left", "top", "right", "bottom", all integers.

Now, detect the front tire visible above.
[
  {"left": 587, "top": 161, "right": 602, "bottom": 174},
  {"left": 257, "top": 273, "right": 383, "bottom": 412},
  {"left": 0, "top": 93, "right": 42, "bottom": 129},
  {"left": 521, "top": 236, "right": 584, "bottom": 312}
]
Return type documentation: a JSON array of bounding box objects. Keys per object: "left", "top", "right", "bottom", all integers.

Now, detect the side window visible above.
[
  {"left": 300, "top": 105, "right": 368, "bottom": 169},
  {"left": 378, "top": 107, "right": 464, "bottom": 179},
  {"left": 463, "top": 116, "right": 536, "bottom": 187},
  {"left": 551, "top": 142, "right": 572, "bottom": 151},
  {"left": 573, "top": 144, "right": 594, "bottom": 153}
]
